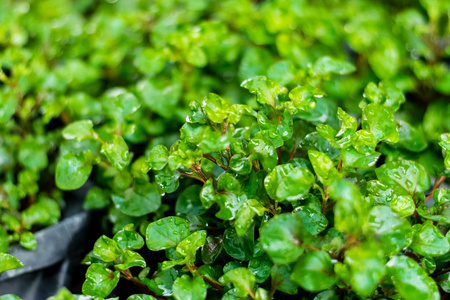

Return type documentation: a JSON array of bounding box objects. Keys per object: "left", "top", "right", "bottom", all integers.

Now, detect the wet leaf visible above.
[
  {"left": 0, "top": 253, "right": 23, "bottom": 273},
  {"left": 376, "top": 160, "right": 430, "bottom": 194},
  {"left": 82, "top": 263, "right": 120, "bottom": 298},
  {"left": 260, "top": 214, "right": 305, "bottom": 264},
  {"left": 55, "top": 152, "right": 92, "bottom": 190},
  {"left": 291, "top": 251, "right": 336, "bottom": 292},
  {"left": 387, "top": 256, "right": 439, "bottom": 300},
  {"left": 173, "top": 274, "right": 207, "bottom": 300},
  {"left": 146, "top": 217, "right": 190, "bottom": 251}
]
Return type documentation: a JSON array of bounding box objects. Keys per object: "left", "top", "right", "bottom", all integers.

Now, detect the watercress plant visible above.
[
  {"left": 0, "top": 0, "right": 449, "bottom": 297},
  {"left": 68, "top": 77, "right": 450, "bottom": 299}
]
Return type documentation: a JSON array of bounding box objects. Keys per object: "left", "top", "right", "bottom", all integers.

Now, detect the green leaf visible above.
[
  {"left": 173, "top": 274, "right": 207, "bottom": 300},
  {"left": 260, "top": 213, "right": 305, "bottom": 264},
  {"left": 353, "top": 130, "right": 377, "bottom": 154},
  {"left": 201, "top": 235, "right": 223, "bottom": 265},
  {"left": 235, "top": 199, "right": 266, "bottom": 237},
  {"left": 397, "top": 120, "right": 427, "bottom": 152},
  {"left": 202, "top": 93, "right": 229, "bottom": 123},
  {"left": 113, "top": 229, "right": 145, "bottom": 251},
  {"left": 343, "top": 242, "right": 386, "bottom": 297},
  {"left": 138, "top": 75, "right": 182, "bottom": 118},
  {"left": 249, "top": 138, "right": 277, "bottom": 171},
  {"left": 270, "top": 264, "right": 299, "bottom": 294},
  {"left": 46, "top": 287, "right": 78, "bottom": 300},
  {"left": 329, "top": 180, "right": 365, "bottom": 236},
  {"left": 223, "top": 226, "right": 254, "bottom": 261},
  {"left": 375, "top": 160, "right": 430, "bottom": 194},
  {"left": 215, "top": 173, "right": 247, "bottom": 221},
  {"left": 0, "top": 90, "right": 17, "bottom": 124},
  {"left": 219, "top": 268, "right": 256, "bottom": 298},
  {"left": 278, "top": 110, "right": 293, "bottom": 140},
  {"left": 186, "top": 46, "right": 207, "bottom": 67},
  {"left": 362, "top": 103, "right": 399, "bottom": 143},
  {"left": 390, "top": 195, "right": 415, "bottom": 217},
  {"left": 22, "top": 198, "right": 61, "bottom": 229},
  {"left": 176, "top": 185, "right": 207, "bottom": 216},
  {"left": 291, "top": 251, "right": 336, "bottom": 292},
  {"left": 421, "top": 257, "right": 436, "bottom": 275},
  {"left": 302, "top": 132, "right": 339, "bottom": 159},
  {"left": 339, "top": 147, "right": 380, "bottom": 169},
  {"left": 19, "top": 231, "right": 37, "bottom": 250},
  {"left": 387, "top": 256, "right": 440, "bottom": 300},
  {"left": 367, "top": 205, "right": 412, "bottom": 255},
  {"left": 293, "top": 206, "right": 328, "bottom": 235},
  {"left": 176, "top": 230, "right": 207, "bottom": 261},
  {"left": 0, "top": 253, "right": 23, "bottom": 273},
  {"left": 365, "top": 180, "right": 396, "bottom": 206},
  {"left": 127, "top": 295, "right": 157, "bottom": 300},
  {"left": 439, "top": 133, "right": 450, "bottom": 169},
  {"left": 0, "top": 227, "right": 9, "bottom": 253},
  {"left": 0, "top": 295, "right": 22, "bottom": 300},
  {"left": 84, "top": 186, "right": 109, "bottom": 210},
  {"left": 264, "top": 164, "right": 294, "bottom": 200},
  {"left": 148, "top": 145, "right": 169, "bottom": 171},
  {"left": 146, "top": 216, "right": 190, "bottom": 251},
  {"left": 155, "top": 167, "right": 180, "bottom": 194},
  {"left": 56, "top": 152, "right": 92, "bottom": 190},
  {"left": 361, "top": 81, "right": 405, "bottom": 112},
  {"left": 142, "top": 268, "right": 180, "bottom": 296},
  {"left": 268, "top": 61, "right": 296, "bottom": 86},
  {"left": 230, "top": 154, "right": 252, "bottom": 175},
  {"left": 93, "top": 235, "right": 122, "bottom": 262},
  {"left": 101, "top": 135, "right": 130, "bottom": 171},
  {"left": 112, "top": 179, "right": 161, "bottom": 217},
  {"left": 313, "top": 56, "right": 356, "bottom": 75},
  {"left": 199, "top": 127, "right": 231, "bottom": 153},
  {"left": 82, "top": 263, "right": 120, "bottom": 298},
  {"left": 115, "top": 250, "right": 146, "bottom": 270},
  {"left": 241, "top": 76, "right": 283, "bottom": 107},
  {"left": 248, "top": 256, "right": 272, "bottom": 283},
  {"left": 200, "top": 178, "right": 215, "bottom": 209},
  {"left": 288, "top": 85, "right": 326, "bottom": 111},
  {"left": 62, "top": 120, "right": 95, "bottom": 141},
  {"left": 134, "top": 48, "right": 166, "bottom": 76},
  {"left": 410, "top": 222, "right": 450, "bottom": 257},
  {"left": 168, "top": 140, "right": 202, "bottom": 170},
  {"left": 180, "top": 123, "right": 208, "bottom": 144},
  {"left": 308, "top": 150, "right": 339, "bottom": 185},
  {"left": 18, "top": 139, "right": 48, "bottom": 170},
  {"left": 276, "top": 167, "right": 315, "bottom": 201}
]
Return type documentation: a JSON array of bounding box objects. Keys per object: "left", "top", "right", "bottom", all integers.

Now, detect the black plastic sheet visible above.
[{"left": 0, "top": 183, "right": 101, "bottom": 299}]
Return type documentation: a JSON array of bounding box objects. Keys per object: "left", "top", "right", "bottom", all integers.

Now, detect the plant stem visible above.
[
  {"left": 305, "top": 245, "right": 321, "bottom": 251},
  {"left": 276, "top": 147, "right": 282, "bottom": 165},
  {"left": 194, "top": 270, "right": 224, "bottom": 291},
  {"left": 121, "top": 269, "right": 165, "bottom": 299},
  {"left": 288, "top": 147, "right": 297, "bottom": 161},
  {"left": 179, "top": 171, "right": 205, "bottom": 183},
  {"left": 433, "top": 267, "right": 450, "bottom": 278},
  {"left": 191, "top": 163, "right": 208, "bottom": 182},
  {"left": 189, "top": 266, "right": 224, "bottom": 292},
  {"left": 203, "top": 153, "right": 218, "bottom": 165},
  {"left": 425, "top": 176, "right": 447, "bottom": 203},
  {"left": 315, "top": 184, "right": 329, "bottom": 214}
]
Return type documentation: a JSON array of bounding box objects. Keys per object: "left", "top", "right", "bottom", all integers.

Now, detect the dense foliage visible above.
[{"left": 0, "top": 0, "right": 449, "bottom": 299}]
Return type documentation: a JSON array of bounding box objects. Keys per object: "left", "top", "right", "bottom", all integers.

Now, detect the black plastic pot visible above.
[{"left": 0, "top": 183, "right": 101, "bottom": 299}]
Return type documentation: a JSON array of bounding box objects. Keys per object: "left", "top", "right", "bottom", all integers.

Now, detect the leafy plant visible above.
[
  {"left": 1, "top": 0, "right": 450, "bottom": 298},
  {"left": 51, "top": 76, "right": 450, "bottom": 299}
]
